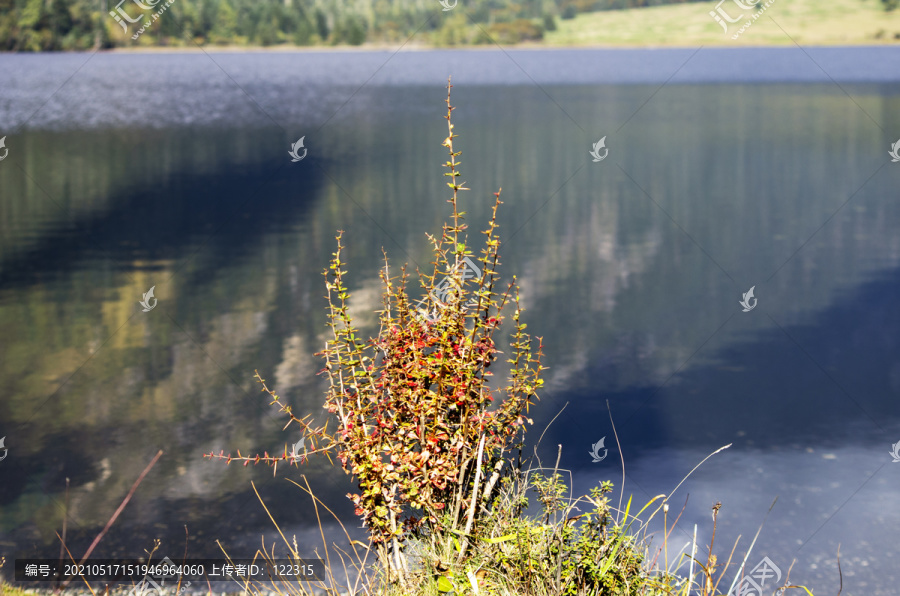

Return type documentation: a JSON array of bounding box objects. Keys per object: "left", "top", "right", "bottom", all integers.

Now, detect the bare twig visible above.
[
  {"left": 725, "top": 497, "right": 778, "bottom": 596},
  {"left": 60, "top": 450, "right": 163, "bottom": 589},
  {"left": 607, "top": 400, "right": 626, "bottom": 522},
  {"left": 55, "top": 477, "right": 70, "bottom": 593},
  {"left": 457, "top": 433, "right": 487, "bottom": 563},
  {"left": 836, "top": 544, "right": 843, "bottom": 596}
]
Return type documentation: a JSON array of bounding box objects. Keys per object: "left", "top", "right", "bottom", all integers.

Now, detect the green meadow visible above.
[{"left": 542, "top": 0, "right": 900, "bottom": 46}]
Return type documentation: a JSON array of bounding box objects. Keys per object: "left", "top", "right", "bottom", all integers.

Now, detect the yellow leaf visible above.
[{"left": 437, "top": 575, "right": 454, "bottom": 592}]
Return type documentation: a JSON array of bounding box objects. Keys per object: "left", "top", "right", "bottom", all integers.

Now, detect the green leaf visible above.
[
  {"left": 478, "top": 533, "right": 516, "bottom": 544},
  {"left": 437, "top": 576, "right": 454, "bottom": 592}
]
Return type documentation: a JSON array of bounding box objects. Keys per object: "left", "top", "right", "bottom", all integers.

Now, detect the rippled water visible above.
[{"left": 1, "top": 48, "right": 899, "bottom": 593}]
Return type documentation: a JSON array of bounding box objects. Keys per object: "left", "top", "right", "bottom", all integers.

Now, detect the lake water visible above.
[{"left": 1, "top": 48, "right": 899, "bottom": 594}]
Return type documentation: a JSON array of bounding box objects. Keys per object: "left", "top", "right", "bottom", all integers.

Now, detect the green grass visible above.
[
  {"left": 541, "top": 0, "right": 900, "bottom": 46},
  {"left": 0, "top": 579, "right": 38, "bottom": 596}
]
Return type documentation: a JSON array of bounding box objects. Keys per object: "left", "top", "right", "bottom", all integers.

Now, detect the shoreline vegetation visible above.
[
  {"left": 2, "top": 0, "right": 899, "bottom": 52},
  {"left": 0, "top": 81, "right": 832, "bottom": 596}
]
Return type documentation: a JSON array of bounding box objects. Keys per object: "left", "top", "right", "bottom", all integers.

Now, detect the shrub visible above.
[
  {"left": 209, "top": 78, "right": 546, "bottom": 586},
  {"left": 481, "top": 19, "right": 544, "bottom": 44},
  {"left": 543, "top": 13, "right": 558, "bottom": 31},
  {"left": 311, "top": 81, "right": 545, "bottom": 581}
]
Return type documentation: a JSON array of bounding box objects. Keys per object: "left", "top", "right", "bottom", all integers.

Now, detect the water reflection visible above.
[{"left": 0, "top": 55, "right": 898, "bottom": 593}]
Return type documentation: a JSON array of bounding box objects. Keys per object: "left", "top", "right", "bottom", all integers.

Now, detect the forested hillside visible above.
[
  {"left": 2, "top": 0, "right": 897, "bottom": 51},
  {"left": 0, "top": 0, "right": 706, "bottom": 51}
]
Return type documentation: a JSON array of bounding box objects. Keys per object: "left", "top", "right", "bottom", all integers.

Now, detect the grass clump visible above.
[{"left": 0, "top": 558, "right": 36, "bottom": 596}]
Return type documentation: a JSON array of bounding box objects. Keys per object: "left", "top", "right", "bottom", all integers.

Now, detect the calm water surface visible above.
[{"left": 1, "top": 48, "right": 899, "bottom": 593}]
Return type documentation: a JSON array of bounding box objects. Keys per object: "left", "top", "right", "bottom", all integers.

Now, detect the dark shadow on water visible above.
[
  {"left": 544, "top": 262, "right": 900, "bottom": 470},
  {"left": 0, "top": 135, "right": 327, "bottom": 291}
]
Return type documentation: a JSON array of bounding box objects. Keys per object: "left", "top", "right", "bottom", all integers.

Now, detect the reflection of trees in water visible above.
[{"left": 2, "top": 84, "right": 899, "bottom": 560}]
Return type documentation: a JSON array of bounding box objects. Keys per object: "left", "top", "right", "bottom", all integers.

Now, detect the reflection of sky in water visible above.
[
  {"left": 568, "top": 436, "right": 900, "bottom": 592},
  {"left": 1, "top": 48, "right": 899, "bottom": 132}
]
